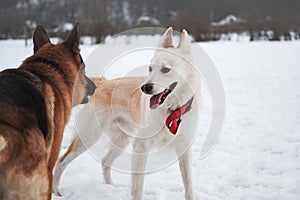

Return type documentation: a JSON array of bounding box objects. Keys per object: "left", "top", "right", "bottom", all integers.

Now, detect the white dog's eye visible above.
[
  {"left": 149, "top": 66, "right": 152, "bottom": 72},
  {"left": 161, "top": 67, "right": 171, "bottom": 73}
]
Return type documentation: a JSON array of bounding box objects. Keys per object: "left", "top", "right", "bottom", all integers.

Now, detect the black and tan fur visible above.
[{"left": 0, "top": 23, "right": 96, "bottom": 200}]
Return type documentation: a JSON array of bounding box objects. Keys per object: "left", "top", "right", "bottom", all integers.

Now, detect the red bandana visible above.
[{"left": 165, "top": 97, "right": 194, "bottom": 135}]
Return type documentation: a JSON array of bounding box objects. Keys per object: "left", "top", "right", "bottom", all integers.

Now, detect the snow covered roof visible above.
[
  {"left": 211, "top": 15, "right": 245, "bottom": 27},
  {"left": 53, "top": 23, "right": 74, "bottom": 33},
  {"left": 136, "top": 16, "right": 160, "bottom": 26},
  {"left": 25, "top": 20, "right": 36, "bottom": 29}
]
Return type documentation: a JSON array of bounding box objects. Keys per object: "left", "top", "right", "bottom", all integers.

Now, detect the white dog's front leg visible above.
[
  {"left": 53, "top": 136, "right": 87, "bottom": 196},
  {"left": 164, "top": 93, "right": 179, "bottom": 111},
  {"left": 102, "top": 147, "right": 123, "bottom": 185},
  {"left": 177, "top": 147, "right": 196, "bottom": 200},
  {"left": 131, "top": 140, "right": 149, "bottom": 200}
]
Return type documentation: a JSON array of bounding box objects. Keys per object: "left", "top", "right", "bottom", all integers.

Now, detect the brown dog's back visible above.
[{"left": 0, "top": 23, "right": 96, "bottom": 200}]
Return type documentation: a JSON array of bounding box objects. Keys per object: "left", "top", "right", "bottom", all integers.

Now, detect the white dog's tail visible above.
[{"left": 90, "top": 77, "right": 106, "bottom": 87}]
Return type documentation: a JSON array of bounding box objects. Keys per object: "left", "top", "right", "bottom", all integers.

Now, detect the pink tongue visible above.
[{"left": 150, "top": 92, "right": 164, "bottom": 110}]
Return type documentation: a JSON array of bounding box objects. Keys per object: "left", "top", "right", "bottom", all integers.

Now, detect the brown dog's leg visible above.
[
  {"left": 47, "top": 129, "right": 64, "bottom": 200},
  {"left": 47, "top": 140, "right": 63, "bottom": 200}
]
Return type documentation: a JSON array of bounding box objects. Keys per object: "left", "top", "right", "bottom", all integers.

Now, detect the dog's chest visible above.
[
  {"left": 157, "top": 104, "right": 200, "bottom": 147},
  {"left": 138, "top": 109, "right": 195, "bottom": 150}
]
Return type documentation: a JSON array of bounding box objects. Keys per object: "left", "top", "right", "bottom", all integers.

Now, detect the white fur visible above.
[
  {"left": 53, "top": 28, "right": 201, "bottom": 200},
  {"left": 0, "top": 136, "right": 7, "bottom": 153}
]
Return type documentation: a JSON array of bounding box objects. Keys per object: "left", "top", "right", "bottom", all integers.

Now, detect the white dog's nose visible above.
[{"left": 141, "top": 83, "right": 153, "bottom": 94}]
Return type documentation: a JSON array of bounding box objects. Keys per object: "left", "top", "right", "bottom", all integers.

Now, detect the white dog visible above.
[{"left": 53, "top": 28, "right": 201, "bottom": 200}]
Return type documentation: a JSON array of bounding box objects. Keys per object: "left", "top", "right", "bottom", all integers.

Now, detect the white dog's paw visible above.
[
  {"left": 104, "top": 179, "right": 118, "bottom": 187},
  {"left": 53, "top": 188, "right": 62, "bottom": 197},
  {"left": 164, "top": 94, "right": 179, "bottom": 111}
]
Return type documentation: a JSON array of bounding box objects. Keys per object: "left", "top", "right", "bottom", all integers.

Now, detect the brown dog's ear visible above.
[
  {"left": 33, "top": 25, "right": 50, "bottom": 54},
  {"left": 63, "top": 22, "right": 80, "bottom": 54}
]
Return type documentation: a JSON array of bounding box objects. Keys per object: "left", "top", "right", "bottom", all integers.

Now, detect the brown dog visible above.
[{"left": 0, "top": 23, "right": 96, "bottom": 200}]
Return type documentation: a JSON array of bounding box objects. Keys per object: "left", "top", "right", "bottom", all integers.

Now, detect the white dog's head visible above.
[{"left": 141, "top": 27, "right": 199, "bottom": 110}]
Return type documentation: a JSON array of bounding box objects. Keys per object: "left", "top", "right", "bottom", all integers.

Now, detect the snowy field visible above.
[{"left": 0, "top": 39, "right": 299, "bottom": 200}]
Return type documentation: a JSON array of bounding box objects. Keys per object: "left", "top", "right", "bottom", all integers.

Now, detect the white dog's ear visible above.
[
  {"left": 177, "top": 29, "right": 191, "bottom": 53},
  {"left": 160, "top": 27, "right": 173, "bottom": 48}
]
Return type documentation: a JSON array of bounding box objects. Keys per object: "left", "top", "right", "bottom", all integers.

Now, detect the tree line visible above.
[{"left": 0, "top": 0, "right": 299, "bottom": 42}]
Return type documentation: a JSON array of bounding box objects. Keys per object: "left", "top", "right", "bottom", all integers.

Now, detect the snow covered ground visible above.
[{"left": 0, "top": 39, "right": 299, "bottom": 200}]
